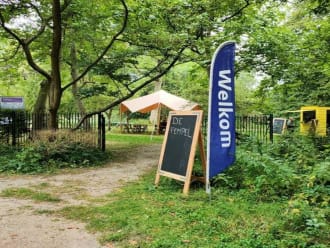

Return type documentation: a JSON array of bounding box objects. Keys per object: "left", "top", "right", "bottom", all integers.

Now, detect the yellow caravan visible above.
[{"left": 300, "top": 106, "right": 330, "bottom": 136}]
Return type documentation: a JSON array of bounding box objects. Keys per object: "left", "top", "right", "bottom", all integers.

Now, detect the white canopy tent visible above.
[
  {"left": 119, "top": 90, "right": 200, "bottom": 133},
  {"left": 120, "top": 90, "right": 200, "bottom": 113}
]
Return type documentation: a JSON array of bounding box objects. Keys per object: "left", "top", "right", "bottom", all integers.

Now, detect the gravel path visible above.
[{"left": 0, "top": 144, "right": 161, "bottom": 248}]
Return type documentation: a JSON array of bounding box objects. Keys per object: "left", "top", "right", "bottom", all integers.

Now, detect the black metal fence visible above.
[
  {"left": 236, "top": 114, "right": 273, "bottom": 143},
  {"left": 202, "top": 114, "right": 273, "bottom": 144},
  {"left": 1, "top": 111, "right": 271, "bottom": 148},
  {"left": 0, "top": 111, "right": 106, "bottom": 150}
]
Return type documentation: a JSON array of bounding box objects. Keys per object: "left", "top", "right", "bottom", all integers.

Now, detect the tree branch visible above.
[
  {"left": 221, "top": 0, "right": 250, "bottom": 22},
  {"left": 0, "top": 11, "right": 51, "bottom": 80},
  {"left": 62, "top": 0, "right": 129, "bottom": 92},
  {"left": 24, "top": 2, "right": 47, "bottom": 44},
  {"left": 61, "top": 0, "right": 72, "bottom": 12},
  {"left": 115, "top": 37, "right": 169, "bottom": 52},
  {"left": 124, "top": 55, "right": 172, "bottom": 91},
  {"left": 73, "top": 45, "right": 187, "bottom": 129}
]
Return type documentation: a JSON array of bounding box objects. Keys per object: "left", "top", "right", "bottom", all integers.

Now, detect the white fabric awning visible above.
[{"left": 120, "top": 90, "right": 200, "bottom": 113}]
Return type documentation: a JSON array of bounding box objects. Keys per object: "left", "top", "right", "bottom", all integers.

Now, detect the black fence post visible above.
[
  {"left": 98, "top": 114, "right": 101, "bottom": 149},
  {"left": 269, "top": 114, "right": 273, "bottom": 143},
  {"left": 98, "top": 113, "right": 106, "bottom": 151},
  {"left": 11, "top": 111, "right": 16, "bottom": 146},
  {"left": 101, "top": 114, "right": 106, "bottom": 151}
]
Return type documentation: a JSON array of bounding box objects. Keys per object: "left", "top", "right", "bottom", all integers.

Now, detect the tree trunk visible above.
[
  {"left": 32, "top": 79, "right": 50, "bottom": 130},
  {"left": 70, "top": 43, "right": 91, "bottom": 130},
  {"left": 48, "top": 0, "right": 62, "bottom": 129},
  {"left": 70, "top": 43, "right": 87, "bottom": 115},
  {"left": 34, "top": 79, "right": 49, "bottom": 113},
  {"left": 105, "top": 109, "right": 113, "bottom": 131}
]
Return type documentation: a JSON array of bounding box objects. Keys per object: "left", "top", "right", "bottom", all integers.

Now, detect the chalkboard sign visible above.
[
  {"left": 155, "top": 110, "right": 204, "bottom": 194},
  {"left": 273, "top": 118, "right": 286, "bottom": 134},
  {"left": 160, "top": 114, "right": 197, "bottom": 176}
]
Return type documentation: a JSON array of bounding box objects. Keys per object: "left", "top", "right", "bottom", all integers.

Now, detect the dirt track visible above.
[{"left": 0, "top": 144, "right": 161, "bottom": 248}]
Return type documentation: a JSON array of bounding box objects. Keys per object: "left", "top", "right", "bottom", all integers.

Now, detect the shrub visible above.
[
  {"left": 213, "top": 134, "right": 329, "bottom": 200},
  {"left": 281, "top": 198, "right": 329, "bottom": 246},
  {"left": 213, "top": 149, "right": 300, "bottom": 200},
  {"left": 212, "top": 134, "right": 330, "bottom": 245},
  {"left": 0, "top": 130, "right": 110, "bottom": 173}
]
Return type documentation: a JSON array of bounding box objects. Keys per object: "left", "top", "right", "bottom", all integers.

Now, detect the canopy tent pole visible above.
[
  {"left": 120, "top": 105, "right": 123, "bottom": 133},
  {"left": 119, "top": 105, "right": 130, "bottom": 133},
  {"left": 150, "top": 103, "right": 161, "bottom": 138},
  {"left": 126, "top": 111, "right": 130, "bottom": 133},
  {"left": 157, "top": 103, "right": 162, "bottom": 134}
]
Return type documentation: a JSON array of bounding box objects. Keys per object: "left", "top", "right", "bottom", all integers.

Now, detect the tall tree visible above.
[
  {"left": 239, "top": 0, "right": 330, "bottom": 112},
  {"left": 0, "top": 0, "right": 268, "bottom": 128}
]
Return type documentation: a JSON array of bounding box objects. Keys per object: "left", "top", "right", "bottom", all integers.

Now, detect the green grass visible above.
[
  {"left": 57, "top": 133, "right": 329, "bottom": 248},
  {"left": 59, "top": 173, "right": 303, "bottom": 248},
  {"left": 1, "top": 187, "right": 61, "bottom": 202},
  {"left": 2, "top": 133, "right": 327, "bottom": 247},
  {"left": 106, "top": 132, "right": 164, "bottom": 163},
  {"left": 107, "top": 132, "right": 164, "bottom": 147}
]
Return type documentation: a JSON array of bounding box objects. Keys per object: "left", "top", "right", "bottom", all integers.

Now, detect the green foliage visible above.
[
  {"left": 213, "top": 134, "right": 330, "bottom": 245},
  {"left": 240, "top": 1, "right": 330, "bottom": 111},
  {"left": 215, "top": 134, "right": 329, "bottom": 197},
  {"left": 0, "top": 0, "right": 328, "bottom": 118},
  {"left": 214, "top": 146, "right": 299, "bottom": 199},
  {"left": 0, "top": 143, "right": 17, "bottom": 157},
  {"left": 0, "top": 139, "right": 110, "bottom": 174}
]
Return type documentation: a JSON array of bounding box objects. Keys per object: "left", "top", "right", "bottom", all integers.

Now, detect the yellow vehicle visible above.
[{"left": 300, "top": 106, "right": 330, "bottom": 136}]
